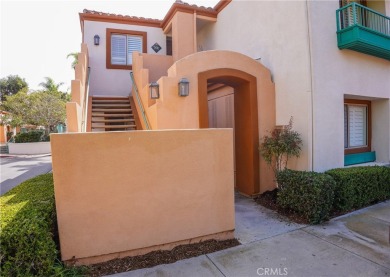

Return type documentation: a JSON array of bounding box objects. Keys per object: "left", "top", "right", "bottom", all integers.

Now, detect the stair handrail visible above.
[
  {"left": 7, "top": 135, "right": 14, "bottom": 144},
  {"left": 129, "top": 72, "right": 151, "bottom": 130},
  {"left": 81, "top": 67, "right": 91, "bottom": 132}
]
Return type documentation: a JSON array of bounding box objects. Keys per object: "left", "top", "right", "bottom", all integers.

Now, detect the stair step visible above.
[
  {"left": 92, "top": 119, "right": 135, "bottom": 123},
  {"left": 89, "top": 96, "right": 137, "bottom": 132},
  {"left": 92, "top": 108, "right": 132, "bottom": 112},
  {"left": 92, "top": 97, "right": 129, "bottom": 100},
  {"left": 91, "top": 124, "right": 136, "bottom": 129},
  {"left": 0, "top": 145, "right": 9, "bottom": 154},
  {"left": 92, "top": 104, "right": 131, "bottom": 108},
  {"left": 92, "top": 100, "right": 130, "bottom": 106},
  {"left": 92, "top": 100, "right": 130, "bottom": 104},
  {"left": 92, "top": 113, "right": 133, "bottom": 117}
]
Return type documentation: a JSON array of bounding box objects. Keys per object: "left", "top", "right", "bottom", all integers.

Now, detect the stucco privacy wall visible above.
[
  {"left": 133, "top": 50, "right": 276, "bottom": 193},
  {"left": 8, "top": 142, "right": 51, "bottom": 155},
  {"left": 197, "top": 0, "right": 313, "bottom": 171},
  {"left": 156, "top": 50, "right": 275, "bottom": 131},
  {"left": 51, "top": 129, "right": 234, "bottom": 264},
  {"left": 83, "top": 21, "right": 166, "bottom": 96},
  {"left": 308, "top": 0, "right": 390, "bottom": 170},
  {"left": 67, "top": 43, "right": 89, "bottom": 132},
  {"left": 142, "top": 53, "right": 173, "bottom": 83}
]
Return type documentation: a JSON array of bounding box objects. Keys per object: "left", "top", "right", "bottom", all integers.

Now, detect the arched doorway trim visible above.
[{"left": 199, "top": 69, "right": 260, "bottom": 195}]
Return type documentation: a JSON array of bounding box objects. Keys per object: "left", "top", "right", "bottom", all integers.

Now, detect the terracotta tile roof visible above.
[
  {"left": 82, "top": 9, "right": 162, "bottom": 24},
  {"left": 173, "top": 0, "right": 215, "bottom": 12},
  {"left": 80, "top": 1, "right": 231, "bottom": 29}
]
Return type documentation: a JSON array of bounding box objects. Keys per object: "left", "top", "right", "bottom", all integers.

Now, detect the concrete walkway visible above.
[
  {"left": 109, "top": 195, "right": 390, "bottom": 277},
  {"left": 0, "top": 154, "right": 52, "bottom": 195}
]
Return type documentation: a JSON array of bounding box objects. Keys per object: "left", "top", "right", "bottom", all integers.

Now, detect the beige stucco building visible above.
[
  {"left": 57, "top": 0, "right": 389, "bottom": 264},
  {"left": 74, "top": 0, "right": 389, "bottom": 174},
  {"left": 198, "top": 0, "right": 390, "bottom": 172}
]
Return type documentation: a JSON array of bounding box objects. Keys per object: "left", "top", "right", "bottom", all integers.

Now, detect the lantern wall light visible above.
[
  {"left": 94, "top": 35, "right": 100, "bottom": 46},
  {"left": 178, "top": 78, "right": 189, "bottom": 97},
  {"left": 149, "top": 82, "right": 160, "bottom": 99}
]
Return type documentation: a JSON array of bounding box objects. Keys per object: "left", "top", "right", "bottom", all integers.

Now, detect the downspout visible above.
[
  {"left": 305, "top": 0, "right": 315, "bottom": 171},
  {"left": 194, "top": 12, "right": 197, "bottom": 52}
]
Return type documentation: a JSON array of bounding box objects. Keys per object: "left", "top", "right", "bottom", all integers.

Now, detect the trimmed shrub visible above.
[
  {"left": 276, "top": 170, "right": 335, "bottom": 224},
  {"left": 0, "top": 174, "right": 57, "bottom": 276},
  {"left": 326, "top": 166, "right": 390, "bottom": 212},
  {"left": 14, "top": 130, "right": 45, "bottom": 143}
]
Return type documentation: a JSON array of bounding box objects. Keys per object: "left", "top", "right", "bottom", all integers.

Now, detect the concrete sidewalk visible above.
[
  {"left": 109, "top": 195, "right": 390, "bottom": 277},
  {"left": 0, "top": 154, "right": 52, "bottom": 195}
]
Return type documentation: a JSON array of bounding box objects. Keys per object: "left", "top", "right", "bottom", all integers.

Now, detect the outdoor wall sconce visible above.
[
  {"left": 149, "top": 82, "right": 160, "bottom": 99},
  {"left": 94, "top": 35, "right": 100, "bottom": 46},
  {"left": 178, "top": 78, "right": 190, "bottom": 97}
]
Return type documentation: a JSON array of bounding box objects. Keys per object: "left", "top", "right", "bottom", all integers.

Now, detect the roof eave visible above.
[
  {"left": 214, "top": 0, "right": 232, "bottom": 13},
  {"left": 79, "top": 12, "right": 162, "bottom": 28},
  {"left": 161, "top": 2, "right": 218, "bottom": 30}
]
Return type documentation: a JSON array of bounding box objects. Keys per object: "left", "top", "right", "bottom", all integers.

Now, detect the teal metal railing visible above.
[
  {"left": 129, "top": 72, "right": 151, "bottom": 130},
  {"left": 337, "top": 3, "right": 390, "bottom": 37}
]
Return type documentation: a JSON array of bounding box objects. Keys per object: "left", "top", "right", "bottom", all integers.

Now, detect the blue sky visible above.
[{"left": 0, "top": 0, "right": 219, "bottom": 92}]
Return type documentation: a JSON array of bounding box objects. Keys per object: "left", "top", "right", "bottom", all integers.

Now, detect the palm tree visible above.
[
  {"left": 67, "top": 52, "right": 79, "bottom": 69},
  {"left": 39, "top": 77, "right": 64, "bottom": 93}
]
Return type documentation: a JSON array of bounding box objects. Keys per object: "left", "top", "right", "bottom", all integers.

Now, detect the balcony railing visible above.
[{"left": 336, "top": 3, "right": 390, "bottom": 60}]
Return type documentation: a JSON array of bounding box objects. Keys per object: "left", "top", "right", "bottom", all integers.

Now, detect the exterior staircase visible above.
[
  {"left": 0, "top": 145, "right": 9, "bottom": 154},
  {"left": 90, "top": 97, "right": 137, "bottom": 132}
]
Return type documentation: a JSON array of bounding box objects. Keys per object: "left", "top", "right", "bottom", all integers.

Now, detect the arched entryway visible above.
[
  {"left": 161, "top": 50, "right": 276, "bottom": 195},
  {"left": 198, "top": 69, "right": 259, "bottom": 195}
]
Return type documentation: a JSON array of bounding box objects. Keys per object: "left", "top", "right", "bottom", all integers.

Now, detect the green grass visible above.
[{"left": 0, "top": 173, "right": 87, "bottom": 276}]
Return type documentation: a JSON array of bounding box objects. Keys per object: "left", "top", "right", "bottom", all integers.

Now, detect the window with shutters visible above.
[
  {"left": 106, "top": 29, "right": 147, "bottom": 70},
  {"left": 344, "top": 99, "right": 371, "bottom": 154}
]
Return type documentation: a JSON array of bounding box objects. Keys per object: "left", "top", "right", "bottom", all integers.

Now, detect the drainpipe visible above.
[
  {"left": 194, "top": 12, "right": 197, "bottom": 52},
  {"left": 305, "top": 0, "right": 315, "bottom": 171}
]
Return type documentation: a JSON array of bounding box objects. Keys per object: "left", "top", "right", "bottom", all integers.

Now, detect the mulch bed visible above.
[
  {"left": 85, "top": 239, "right": 240, "bottom": 276},
  {"left": 254, "top": 189, "right": 309, "bottom": 224}
]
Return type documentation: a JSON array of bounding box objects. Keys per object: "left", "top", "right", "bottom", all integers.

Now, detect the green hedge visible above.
[
  {"left": 14, "top": 130, "right": 48, "bottom": 143},
  {"left": 326, "top": 166, "right": 390, "bottom": 212},
  {"left": 276, "top": 170, "right": 335, "bottom": 224},
  {"left": 0, "top": 174, "right": 58, "bottom": 276}
]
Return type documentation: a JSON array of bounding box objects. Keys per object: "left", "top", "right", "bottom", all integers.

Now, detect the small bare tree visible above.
[{"left": 259, "top": 117, "right": 303, "bottom": 177}]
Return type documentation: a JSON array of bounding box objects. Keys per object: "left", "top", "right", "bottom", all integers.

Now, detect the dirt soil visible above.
[
  {"left": 254, "top": 189, "right": 309, "bottom": 224},
  {"left": 85, "top": 239, "right": 240, "bottom": 277}
]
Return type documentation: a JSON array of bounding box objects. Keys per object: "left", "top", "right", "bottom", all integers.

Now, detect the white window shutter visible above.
[
  {"left": 348, "top": 105, "right": 367, "bottom": 147},
  {"left": 111, "top": 35, "right": 126, "bottom": 65},
  {"left": 127, "top": 36, "right": 143, "bottom": 65}
]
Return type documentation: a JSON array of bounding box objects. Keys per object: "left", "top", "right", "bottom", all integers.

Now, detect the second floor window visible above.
[{"left": 106, "top": 29, "right": 147, "bottom": 70}]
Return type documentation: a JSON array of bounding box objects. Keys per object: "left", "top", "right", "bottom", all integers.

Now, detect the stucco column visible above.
[{"left": 172, "top": 12, "right": 196, "bottom": 62}]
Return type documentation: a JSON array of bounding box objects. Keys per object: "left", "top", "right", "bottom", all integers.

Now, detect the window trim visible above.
[
  {"left": 106, "top": 28, "right": 147, "bottom": 70},
  {"left": 344, "top": 99, "right": 371, "bottom": 155}
]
